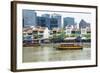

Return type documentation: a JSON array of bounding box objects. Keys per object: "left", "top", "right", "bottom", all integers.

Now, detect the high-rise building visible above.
[
  {"left": 42, "top": 14, "right": 50, "bottom": 29},
  {"left": 79, "top": 19, "right": 90, "bottom": 29},
  {"left": 37, "top": 16, "right": 46, "bottom": 27},
  {"left": 37, "top": 14, "right": 50, "bottom": 29},
  {"left": 42, "top": 14, "right": 50, "bottom": 18},
  {"left": 50, "top": 14, "right": 61, "bottom": 29},
  {"left": 63, "top": 17, "right": 75, "bottom": 28},
  {"left": 23, "top": 10, "right": 37, "bottom": 27},
  {"left": 37, "top": 13, "right": 61, "bottom": 30}
]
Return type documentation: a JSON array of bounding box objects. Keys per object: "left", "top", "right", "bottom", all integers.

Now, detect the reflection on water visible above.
[{"left": 23, "top": 44, "right": 91, "bottom": 62}]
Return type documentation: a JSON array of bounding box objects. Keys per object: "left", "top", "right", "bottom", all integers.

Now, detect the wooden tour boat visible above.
[{"left": 56, "top": 43, "right": 83, "bottom": 50}]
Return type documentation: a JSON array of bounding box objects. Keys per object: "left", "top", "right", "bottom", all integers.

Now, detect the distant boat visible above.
[
  {"left": 23, "top": 39, "right": 40, "bottom": 47},
  {"left": 56, "top": 43, "right": 83, "bottom": 50},
  {"left": 23, "top": 43, "right": 40, "bottom": 47}
]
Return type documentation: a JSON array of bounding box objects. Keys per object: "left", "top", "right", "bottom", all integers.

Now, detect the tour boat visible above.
[{"left": 56, "top": 43, "right": 83, "bottom": 50}]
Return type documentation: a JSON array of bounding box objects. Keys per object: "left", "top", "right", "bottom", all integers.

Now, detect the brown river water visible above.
[{"left": 23, "top": 43, "right": 91, "bottom": 62}]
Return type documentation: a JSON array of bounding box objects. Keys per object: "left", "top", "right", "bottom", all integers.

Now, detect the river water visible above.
[{"left": 23, "top": 43, "right": 91, "bottom": 62}]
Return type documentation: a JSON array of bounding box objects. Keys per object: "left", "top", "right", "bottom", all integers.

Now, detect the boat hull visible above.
[{"left": 56, "top": 46, "right": 83, "bottom": 50}]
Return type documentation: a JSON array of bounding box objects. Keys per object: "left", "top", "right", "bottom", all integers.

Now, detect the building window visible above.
[
  {"left": 28, "top": 33, "right": 32, "bottom": 35},
  {"left": 53, "top": 31, "right": 57, "bottom": 34},
  {"left": 71, "top": 31, "right": 75, "bottom": 34},
  {"left": 39, "top": 31, "right": 44, "bottom": 33},
  {"left": 87, "top": 31, "right": 91, "bottom": 34},
  {"left": 50, "top": 18, "right": 58, "bottom": 24},
  {"left": 33, "top": 31, "right": 38, "bottom": 34}
]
